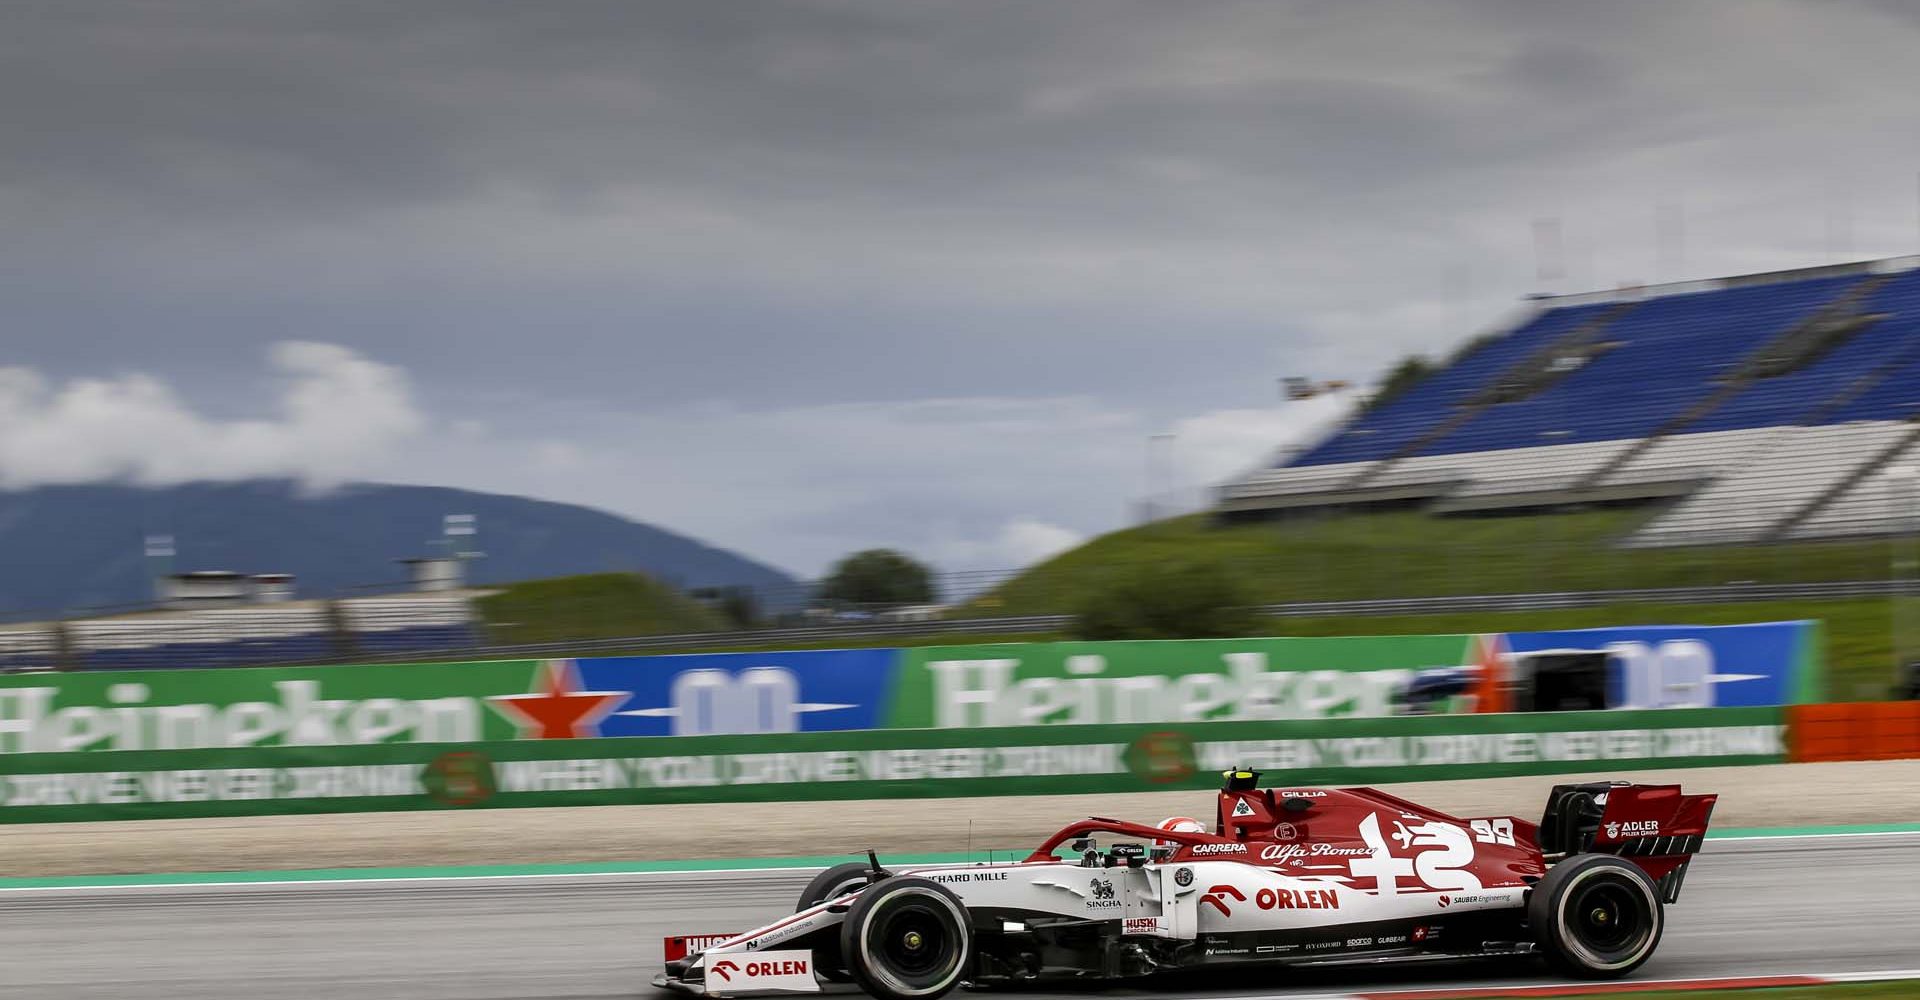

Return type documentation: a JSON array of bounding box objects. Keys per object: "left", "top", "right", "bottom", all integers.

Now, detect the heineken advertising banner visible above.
[
  {"left": 0, "top": 706, "right": 1784, "bottom": 824},
  {"left": 0, "top": 625, "right": 1817, "bottom": 756},
  {"left": 887, "top": 636, "right": 1490, "bottom": 728}
]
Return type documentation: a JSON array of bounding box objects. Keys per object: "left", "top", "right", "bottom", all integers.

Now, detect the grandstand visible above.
[
  {"left": 1221, "top": 256, "right": 1920, "bottom": 546},
  {"left": 0, "top": 593, "right": 483, "bottom": 673}
]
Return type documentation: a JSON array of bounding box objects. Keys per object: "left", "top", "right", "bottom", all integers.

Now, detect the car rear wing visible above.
[{"left": 1538, "top": 782, "right": 1717, "bottom": 903}]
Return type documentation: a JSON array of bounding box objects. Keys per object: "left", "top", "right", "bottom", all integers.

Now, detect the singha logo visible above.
[{"left": 1091, "top": 879, "right": 1115, "bottom": 900}]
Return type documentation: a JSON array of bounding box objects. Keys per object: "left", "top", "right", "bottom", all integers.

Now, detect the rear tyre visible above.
[
  {"left": 840, "top": 877, "right": 972, "bottom": 1000},
  {"left": 1529, "top": 854, "right": 1664, "bottom": 978},
  {"left": 798, "top": 862, "right": 877, "bottom": 982}
]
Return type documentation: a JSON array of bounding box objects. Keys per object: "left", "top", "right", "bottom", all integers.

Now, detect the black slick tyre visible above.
[
  {"left": 798, "top": 861, "right": 875, "bottom": 910},
  {"left": 1528, "top": 853, "right": 1664, "bottom": 978},
  {"left": 839, "top": 876, "right": 971, "bottom": 1000},
  {"left": 797, "top": 862, "right": 876, "bottom": 982}
]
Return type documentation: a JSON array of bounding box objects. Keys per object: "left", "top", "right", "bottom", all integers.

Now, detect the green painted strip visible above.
[
  {"left": 0, "top": 848, "right": 1037, "bottom": 891},
  {"left": 7, "top": 822, "right": 1919, "bottom": 892},
  {"left": 1709, "top": 821, "right": 1920, "bottom": 839}
]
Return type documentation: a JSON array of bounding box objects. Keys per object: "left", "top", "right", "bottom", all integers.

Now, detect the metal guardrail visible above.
[
  {"left": 5, "top": 578, "right": 1910, "bottom": 673},
  {"left": 352, "top": 578, "right": 1918, "bottom": 663}
]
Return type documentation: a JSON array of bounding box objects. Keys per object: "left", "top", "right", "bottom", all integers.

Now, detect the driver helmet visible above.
[{"left": 1154, "top": 815, "right": 1206, "bottom": 847}]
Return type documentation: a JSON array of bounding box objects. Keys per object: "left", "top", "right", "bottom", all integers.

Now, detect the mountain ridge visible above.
[{"left": 0, "top": 479, "right": 796, "bottom": 616}]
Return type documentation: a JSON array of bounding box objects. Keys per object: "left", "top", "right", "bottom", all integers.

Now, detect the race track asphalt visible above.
[{"left": 5, "top": 833, "right": 1917, "bottom": 1000}]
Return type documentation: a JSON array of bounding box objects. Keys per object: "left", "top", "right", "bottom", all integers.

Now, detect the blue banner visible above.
[
  {"left": 1501, "top": 620, "right": 1816, "bottom": 709},
  {"left": 576, "top": 648, "right": 901, "bottom": 737}
]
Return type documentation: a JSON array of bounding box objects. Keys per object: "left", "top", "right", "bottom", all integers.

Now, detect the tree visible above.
[
  {"left": 690, "top": 585, "right": 761, "bottom": 629},
  {"left": 1365, "top": 354, "right": 1435, "bottom": 412},
  {"left": 1071, "top": 559, "right": 1259, "bottom": 640},
  {"left": 819, "top": 549, "right": 937, "bottom": 607}
]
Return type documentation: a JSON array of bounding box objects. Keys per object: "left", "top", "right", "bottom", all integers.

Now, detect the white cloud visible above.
[
  {"left": 0, "top": 342, "right": 422, "bottom": 488},
  {"left": 1166, "top": 391, "right": 1360, "bottom": 487},
  {"left": 926, "top": 518, "right": 1086, "bottom": 580},
  {"left": 0, "top": 342, "right": 1361, "bottom": 580}
]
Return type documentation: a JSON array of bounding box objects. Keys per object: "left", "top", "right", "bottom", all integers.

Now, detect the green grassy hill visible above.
[
  {"left": 464, "top": 510, "right": 1915, "bottom": 699},
  {"left": 965, "top": 506, "right": 1914, "bottom": 699},
  {"left": 475, "top": 572, "right": 726, "bottom": 645},
  {"left": 975, "top": 507, "right": 1902, "bottom": 613}
]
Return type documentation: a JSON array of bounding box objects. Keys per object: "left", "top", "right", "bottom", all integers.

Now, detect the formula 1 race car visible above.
[{"left": 654, "top": 769, "right": 1716, "bottom": 999}]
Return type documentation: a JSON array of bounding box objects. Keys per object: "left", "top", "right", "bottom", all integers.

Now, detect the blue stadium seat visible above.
[{"left": 1286, "top": 268, "right": 1920, "bottom": 469}]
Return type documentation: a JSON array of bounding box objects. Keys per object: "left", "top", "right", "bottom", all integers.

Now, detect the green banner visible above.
[
  {"left": 887, "top": 636, "right": 1487, "bottom": 728},
  {"left": 0, "top": 706, "right": 1783, "bottom": 824},
  {"left": 0, "top": 659, "right": 541, "bottom": 754}
]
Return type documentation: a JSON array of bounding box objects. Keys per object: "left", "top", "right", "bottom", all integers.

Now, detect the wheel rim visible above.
[
  {"left": 1570, "top": 881, "right": 1640, "bottom": 951},
  {"left": 876, "top": 904, "right": 949, "bottom": 977},
  {"left": 1557, "top": 868, "right": 1657, "bottom": 970},
  {"left": 855, "top": 886, "right": 968, "bottom": 997}
]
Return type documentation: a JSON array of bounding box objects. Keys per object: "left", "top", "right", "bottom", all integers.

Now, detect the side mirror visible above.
[{"left": 1070, "top": 838, "right": 1093, "bottom": 852}]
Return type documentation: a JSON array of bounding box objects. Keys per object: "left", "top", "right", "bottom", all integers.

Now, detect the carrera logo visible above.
[
  {"left": 1605, "top": 820, "right": 1661, "bottom": 838},
  {"left": 1189, "top": 843, "right": 1247, "bottom": 855}
]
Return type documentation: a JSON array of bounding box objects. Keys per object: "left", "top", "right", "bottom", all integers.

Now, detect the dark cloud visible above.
[{"left": 6, "top": 1, "right": 1920, "bottom": 569}]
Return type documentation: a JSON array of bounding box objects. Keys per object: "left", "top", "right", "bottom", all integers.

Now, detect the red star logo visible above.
[{"left": 487, "top": 660, "right": 629, "bottom": 739}]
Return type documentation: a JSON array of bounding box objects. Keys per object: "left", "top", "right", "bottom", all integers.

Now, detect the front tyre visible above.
[
  {"left": 1529, "top": 854, "right": 1664, "bottom": 978},
  {"left": 840, "top": 877, "right": 971, "bottom": 1000},
  {"left": 798, "top": 862, "right": 879, "bottom": 983},
  {"left": 797, "top": 861, "right": 876, "bottom": 910}
]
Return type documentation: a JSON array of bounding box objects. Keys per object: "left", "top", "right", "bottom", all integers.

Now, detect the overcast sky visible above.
[{"left": 8, "top": 0, "right": 1920, "bottom": 578}]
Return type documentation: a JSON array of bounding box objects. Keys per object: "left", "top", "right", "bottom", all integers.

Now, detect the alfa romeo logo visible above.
[{"left": 1174, "top": 867, "right": 1193, "bottom": 887}]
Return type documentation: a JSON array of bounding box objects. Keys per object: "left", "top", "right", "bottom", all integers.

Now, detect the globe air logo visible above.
[
  {"left": 925, "top": 651, "right": 1428, "bottom": 727},
  {"left": 0, "top": 680, "right": 481, "bottom": 754}
]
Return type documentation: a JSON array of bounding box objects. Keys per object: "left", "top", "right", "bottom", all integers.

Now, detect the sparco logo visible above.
[{"left": 1189, "top": 843, "right": 1247, "bottom": 855}]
